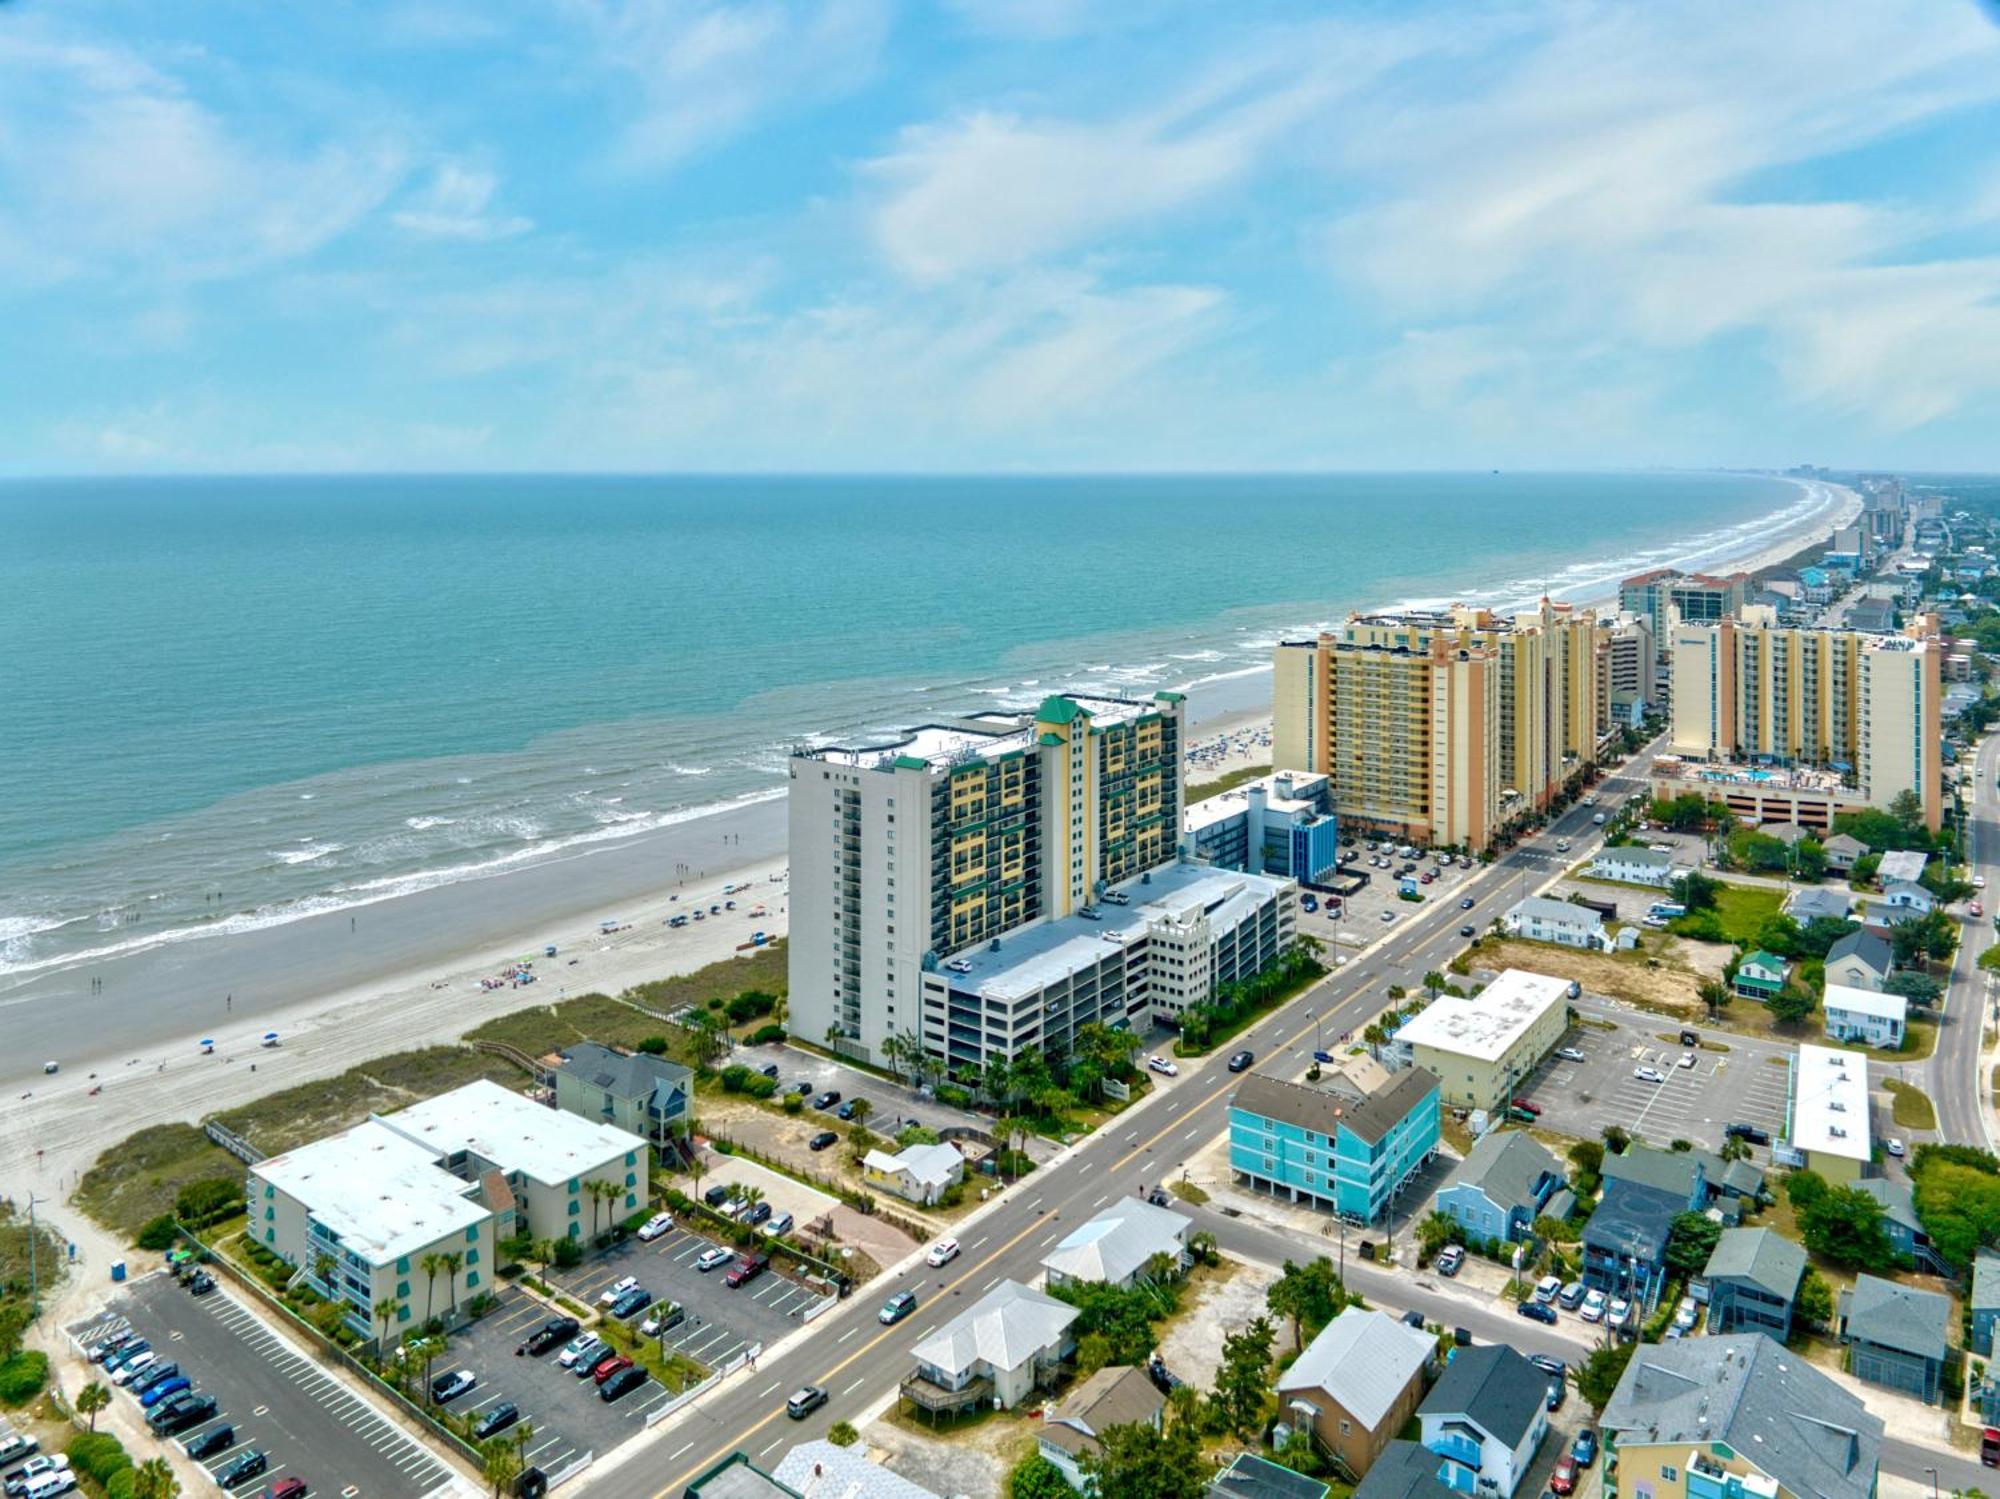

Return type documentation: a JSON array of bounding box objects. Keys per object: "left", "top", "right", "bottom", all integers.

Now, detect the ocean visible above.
[{"left": 0, "top": 471, "right": 1820, "bottom": 977}]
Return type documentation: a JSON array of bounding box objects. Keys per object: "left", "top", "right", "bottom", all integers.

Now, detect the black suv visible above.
[
  {"left": 1724, "top": 1122, "right": 1771, "bottom": 1146},
  {"left": 151, "top": 1394, "right": 219, "bottom": 1436},
  {"left": 523, "top": 1316, "right": 580, "bottom": 1356},
  {"left": 183, "top": 1426, "right": 236, "bottom": 1462},
  {"left": 703, "top": 1184, "right": 731, "bottom": 1208},
  {"left": 474, "top": 1404, "right": 521, "bottom": 1441}
]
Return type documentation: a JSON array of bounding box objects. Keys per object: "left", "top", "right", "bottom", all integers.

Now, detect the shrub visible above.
[
  {"left": 175, "top": 1177, "right": 246, "bottom": 1227},
  {"left": 0, "top": 1350, "right": 50, "bottom": 1406},
  {"left": 741, "top": 1074, "right": 777, "bottom": 1100},
  {"left": 782, "top": 1095, "right": 804, "bottom": 1115},
  {"left": 552, "top": 1238, "right": 584, "bottom": 1268},
  {"left": 748, "top": 1024, "right": 787, "bottom": 1046},
  {"left": 935, "top": 1084, "right": 972, "bottom": 1109},
  {"left": 826, "top": 1421, "right": 859, "bottom": 1447},
  {"left": 65, "top": 1432, "right": 133, "bottom": 1484},
  {"left": 720, "top": 1064, "right": 754, "bottom": 1092},
  {"left": 136, "top": 1214, "right": 180, "bottom": 1251},
  {"left": 637, "top": 1037, "right": 669, "bottom": 1055},
  {"left": 106, "top": 1471, "right": 136, "bottom": 1499},
  {"left": 724, "top": 990, "right": 778, "bottom": 1024}
]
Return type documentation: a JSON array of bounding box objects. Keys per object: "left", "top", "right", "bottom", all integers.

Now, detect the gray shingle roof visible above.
[
  {"left": 1583, "top": 1179, "right": 1683, "bottom": 1261},
  {"left": 1598, "top": 847, "right": 1675, "bottom": 868},
  {"left": 1786, "top": 888, "right": 1854, "bottom": 922},
  {"left": 1441, "top": 1130, "right": 1561, "bottom": 1217},
  {"left": 1277, "top": 1308, "right": 1434, "bottom": 1432},
  {"left": 1352, "top": 1443, "right": 1456, "bottom": 1499},
  {"left": 1419, "top": 1344, "right": 1544, "bottom": 1447},
  {"left": 1974, "top": 1250, "right": 2000, "bottom": 1314},
  {"left": 1840, "top": 1274, "right": 1951, "bottom": 1361},
  {"left": 1703, "top": 1227, "right": 1806, "bottom": 1300},
  {"left": 1229, "top": 1068, "right": 1439, "bottom": 1147},
  {"left": 1826, "top": 929, "right": 1891, "bottom": 974},
  {"left": 1603, "top": 1145, "right": 1702, "bottom": 1200},
  {"left": 556, "top": 1042, "right": 693, "bottom": 1104},
  {"left": 1039, "top": 1366, "right": 1164, "bottom": 1458},
  {"left": 1512, "top": 894, "right": 1601, "bottom": 926},
  {"left": 1601, "top": 1334, "right": 1880, "bottom": 1499},
  {"left": 1853, "top": 1177, "right": 1919, "bottom": 1234},
  {"left": 1209, "top": 1455, "right": 1329, "bottom": 1499}
]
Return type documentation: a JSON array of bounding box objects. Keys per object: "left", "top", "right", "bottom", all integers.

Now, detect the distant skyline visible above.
[{"left": 5, "top": 0, "right": 2000, "bottom": 476}]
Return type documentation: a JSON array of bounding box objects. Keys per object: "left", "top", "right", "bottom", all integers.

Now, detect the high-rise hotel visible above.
[
  {"left": 1666, "top": 608, "right": 1941, "bottom": 831},
  {"left": 1270, "top": 601, "right": 1603, "bottom": 851},
  {"left": 788, "top": 692, "right": 1296, "bottom": 1071}
]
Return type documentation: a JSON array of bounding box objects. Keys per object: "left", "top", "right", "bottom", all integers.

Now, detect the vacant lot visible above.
[
  {"left": 75, "top": 1121, "right": 246, "bottom": 1239},
  {"left": 1474, "top": 937, "right": 1704, "bottom": 1014},
  {"left": 1671, "top": 881, "right": 1784, "bottom": 945}
]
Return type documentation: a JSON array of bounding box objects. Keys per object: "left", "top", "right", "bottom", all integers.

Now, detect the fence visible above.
[
  {"left": 204, "top": 1120, "right": 266, "bottom": 1165},
  {"left": 545, "top": 1450, "right": 595, "bottom": 1490},
  {"left": 472, "top": 1040, "right": 546, "bottom": 1078}
]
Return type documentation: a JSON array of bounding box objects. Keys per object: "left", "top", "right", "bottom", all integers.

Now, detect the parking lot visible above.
[
  {"left": 753, "top": 1043, "right": 991, "bottom": 1141},
  {"left": 73, "top": 1274, "right": 456, "bottom": 1499},
  {"left": 1309, "top": 844, "right": 1484, "bottom": 942},
  {"left": 443, "top": 1286, "right": 684, "bottom": 1477},
  {"left": 1518, "top": 1004, "right": 1795, "bottom": 1153},
  {"left": 551, "top": 1222, "right": 830, "bottom": 1372}
]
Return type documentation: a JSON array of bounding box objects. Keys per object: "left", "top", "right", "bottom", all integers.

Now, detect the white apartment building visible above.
[
  {"left": 788, "top": 692, "right": 1187, "bottom": 1068},
  {"left": 1823, "top": 984, "right": 1908, "bottom": 1050},
  {"left": 249, "top": 1080, "right": 649, "bottom": 1341},
  {"left": 1504, "top": 895, "right": 1609, "bottom": 950}
]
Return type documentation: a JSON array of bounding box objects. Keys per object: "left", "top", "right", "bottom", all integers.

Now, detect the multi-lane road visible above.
[
  {"left": 586, "top": 740, "right": 1997, "bottom": 1498},
  {"left": 1933, "top": 733, "right": 1997, "bottom": 1152},
  {"left": 590, "top": 764, "right": 1652, "bottom": 1499}
]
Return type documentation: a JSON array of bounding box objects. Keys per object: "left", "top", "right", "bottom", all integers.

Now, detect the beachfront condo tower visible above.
[
  {"left": 788, "top": 692, "right": 1190, "bottom": 1066},
  {"left": 1270, "top": 601, "right": 1603, "bottom": 852},
  {"left": 1665, "top": 610, "right": 1941, "bottom": 831},
  {"left": 1618, "top": 567, "right": 1752, "bottom": 654}
]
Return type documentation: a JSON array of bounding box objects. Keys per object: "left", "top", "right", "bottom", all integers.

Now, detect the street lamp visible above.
[{"left": 1923, "top": 1467, "right": 1938, "bottom": 1499}]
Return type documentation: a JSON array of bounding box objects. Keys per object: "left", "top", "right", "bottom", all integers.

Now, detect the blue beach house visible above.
[{"left": 1228, "top": 1068, "right": 1441, "bottom": 1223}]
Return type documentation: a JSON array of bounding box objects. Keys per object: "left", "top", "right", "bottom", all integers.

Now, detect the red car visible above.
[
  {"left": 264, "top": 1482, "right": 308, "bottom": 1499},
  {"left": 1550, "top": 1456, "right": 1578, "bottom": 1495},
  {"left": 593, "top": 1356, "right": 634, "bottom": 1386},
  {"left": 725, "top": 1255, "right": 769, "bottom": 1289},
  {"left": 1511, "top": 1097, "right": 1541, "bottom": 1116}
]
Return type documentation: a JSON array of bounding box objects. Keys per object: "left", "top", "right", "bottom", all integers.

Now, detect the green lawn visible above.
[
  {"left": 1707, "top": 882, "right": 1785, "bottom": 942},
  {"left": 1884, "top": 1079, "right": 1937, "bottom": 1130},
  {"left": 1187, "top": 764, "right": 1273, "bottom": 805}
]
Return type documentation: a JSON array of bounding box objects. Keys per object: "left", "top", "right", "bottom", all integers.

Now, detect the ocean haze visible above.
[{"left": 1, "top": 470, "right": 1809, "bottom": 975}]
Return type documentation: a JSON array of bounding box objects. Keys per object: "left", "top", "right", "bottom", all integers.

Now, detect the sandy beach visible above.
[{"left": 0, "top": 477, "right": 1859, "bottom": 1290}]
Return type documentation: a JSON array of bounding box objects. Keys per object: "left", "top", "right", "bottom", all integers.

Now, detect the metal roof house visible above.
[
  {"left": 1039, "top": 1197, "right": 1191, "bottom": 1290},
  {"left": 904, "top": 1280, "right": 1078, "bottom": 1414},
  {"left": 1600, "top": 1335, "right": 1880, "bottom": 1499},
  {"left": 1702, "top": 1227, "right": 1807, "bottom": 1340},
  {"left": 1276, "top": 1308, "right": 1437, "bottom": 1479},
  {"left": 1837, "top": 1274, "right": 1953, "bottom": 1404}
]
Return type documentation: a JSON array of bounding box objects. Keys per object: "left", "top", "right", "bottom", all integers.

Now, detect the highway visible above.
[
  {"left": 589, "top": 761, "right": 1653, "bottom": 1499},
  {"left": 1932, "top": 733, "right": 1997, "bottom": 1153}
]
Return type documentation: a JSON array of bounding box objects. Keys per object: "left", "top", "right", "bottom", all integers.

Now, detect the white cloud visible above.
[
  {"left": 0, "top": 28, "right": 407, "bottom": 286},
  {"left": 573, "top": 0, "right": 890, "bottom": 172},
  {"left": 392, "top": 164, "right": 533, "bottom": 241}
]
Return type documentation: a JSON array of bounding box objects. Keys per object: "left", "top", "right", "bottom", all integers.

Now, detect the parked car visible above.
[
  {"left": 473, "top": 1404, "right": 520, "bottom": 1441},
  {"left": 112, "top": 1352, "right": 157, "bottom": 1386},
  {"left": 182, "top": 1427, "right": 236, "bottom": 1462},
  {"left": 263, "top": 1480, "right": 307, "bottom": 1499},
  {"left": 1226, "top": 1050, "right": 1254, "bottom": 1073},
  {"left": 742, "top": 1202, "right": 773, "bottom": 1227},
  {"left": 1634, "top": 1066, "right": 1667, "bottom": 1084},
  {"left": 1557, "top": 1282, "right": 1586, "bottom": 1310},
  {"left": 1673, "top": 1296, "right": 1699, "bottom": 1333},
  {"left": 1677, "top": 1051, "right": 1697, "bottom": 1069},
  {"left": 524, "top": 1317, "right": 581, "bottom": 1356},
  {"left": 1518, "top": 1301, "right": 1558, "bottom": 1326},
  {"left": 880, "top": 1290, "right": 918, "bottom": 1325},
  {"left": 86, "top": 1331, "right": 137, "bottom": 1364},
  {"left": 600, "top": 1366, "right": 648, "bottom": 1403},
  {"left": 557, "top": 1334, "right": 607, "bottom": 1369},
  {"left": 765, "top": 1211, "right": 795, "bottom": 1238},
  {"left": 1556, "top": 1047, "right": 1586, "bottom": 1062},
  {"left": 703, "top": 1184, "right": 731, "bottom": 1207},
  {"left": 810, "top": 1090, "right": 841, "bottom": 1110},
  {"left": 1380, "top": 911, "right": 1396, "bottom": 923},
  {"left": 188, "top": 1272, "right": 215, "bottom": 1296},
  {"left": 430, "top": 1370, "right": 477, "bottom": 1404},
  {"left": 102, "top": 1342, "right": 151, "bottom": 1377},
  {"left": 725, "top": 1255, "right": 769, "bottom": 1289},
  {"left": 218, "top": 1452, "right": 268, "bottom": 1490},
  {"left": 1679, "top": 1029, "right": 1700, "bottom": 1046},
  {"left": 1580, "top": 1289, "right": 1606, "bottom": 1323},
  {"left": 1435, "top": 1245, "right": 1464, "bottom": 1277},
  {"left": 696, "top": 1246, "right": 735, "bottom": 1272},
  {"left": 592, "top": 1356, "right": 634, "bottom": 1386},
  {"left": 786, "top": 1386, "right": 828, "bottom": 1420},
  {"left": 808, "top": 1131, "right": 839, "bottom": 1152},
  {"left": 926, "top": 1238, "right": 961, "bottom": 1267},
  {"left": 130, "top": 1361, "right": 181, "bottom": 1395},
  {"left": 0, "top": 1435, "right": 40, "bottom": 1469},
  {"left": 1513, "top": 1098, "right": 1542, "bottom": 1118},
  {"left": 1572, "top": 1429, "right": 1598, "bottom": 1466},
  {"left": 580, "top": 1349, "right": 623, "bottom": 1381},
  {"left": 609, "top": 1286, "right": 654, "bottom": 1319},
  {"left": 639, "top": 1305, "right": 686, "bottom": 1338},
  {"left": 5, "top": 1461, "right": 68, "bottom": 1499},
  {"left": 140, "top": 1376, "right": 192, "bottom": 1411},
  {"left": 150, "top": 1395, "right": 217, "bottom": 1436},
  {"left": 1609, "top": 1297, "right": 1633, "bottom": 1329},
  {"left": 1886, "top": 1137, "right": 1906, "bottom": 1158},
  {"left": 835, "top": 1098, "right": 866, "bottom": 1120},
  {"left": 1147, "top": 1056, "right": 1178, "bottom": 1077},
  {"left": 1533, "top": 1275, "right": 1562, "bottom": 1303},
  {"left": 1724, "top": 1122, "right": 1770, "bottom": 1145},
  {"left": 598, "top": 1275, "right": 641, "bottom": 1307},
  {"left": 638, "top": 1213, "right": 674, "bottom": 1242},
  {"left": 1550, "top": 1455, "right": 1579, "bottom": 1495}
]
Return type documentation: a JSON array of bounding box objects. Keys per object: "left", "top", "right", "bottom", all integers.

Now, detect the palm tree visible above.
[
  {"left": 374, "top": 1298, "right": 399, "bottom": 1354},
  {"left": 845, "top": 1098, "right": 873, "bottom": 1131},
  {"left": 441, "top": 1252, "right": 464, "bottom": 1322},
  {"left": 133, "top": 1458, "right": 179, "bottom": 1499},
  {"left": 419, "top": 1252, "right": 446, "bottom": 1325},
  {"left": 481, "top": 1436, "right": 524, "bottom": 1499},
  {"left": 586, "top": 1180, "right": 619, "bottom": 1241},
  {"left": 312, "top": 1250, "right": 338, "bottom": 1296},
  {"left": 75, "top": 1381, "right": 111, "bottom": 1432}
]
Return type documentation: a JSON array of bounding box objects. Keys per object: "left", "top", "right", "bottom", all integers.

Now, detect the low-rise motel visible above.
[
  {"left": 1227, "top": 1065, "right": 1441, "bottom": 1224},
  {"left": 1788, "top": 1045, "right": 1871, "bottom": 1183},
  {"left": 1388, "top": 969, "right": 1572, "bottom": 1112}
]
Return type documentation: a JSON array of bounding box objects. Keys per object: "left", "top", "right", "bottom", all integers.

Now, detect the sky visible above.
[{"left": 5, "top": 0, "right": 2000, "bottom": 475}]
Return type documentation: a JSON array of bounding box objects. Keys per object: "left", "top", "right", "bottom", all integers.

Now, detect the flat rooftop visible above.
[
  {"left": 805, "top": 693, "right": 1172, "bottom": 772},
  {"left": 1790, "top": 1045, "right": 1870, "bottom": 1163},
  {"left": 253, "top": 1120, "right": 488, "bottom": 1266},
  {"left": 381, "top": 1078, "right": 644, "bottom": 1185},
  {"left": 941, "top": 860, "right": 1291, "bottom": 1002},
  {"left": 1393, "top": 969, "right": 1569, "bottom": 1062},
  {"left": 1184, "top": 770, "right": 1331, "bottom": 834}
]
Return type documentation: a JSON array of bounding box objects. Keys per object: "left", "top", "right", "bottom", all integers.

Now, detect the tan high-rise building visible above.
[
  {"left": 1668, "top": 610, "right": 1940, "bottom": 830},
  {"left": 1273, "top": 601, "right": 1600, "bottom": 851}
]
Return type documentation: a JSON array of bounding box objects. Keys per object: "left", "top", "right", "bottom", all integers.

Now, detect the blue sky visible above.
[{"left": 5, "top": 0, "right": 2000, "bottom": 474}]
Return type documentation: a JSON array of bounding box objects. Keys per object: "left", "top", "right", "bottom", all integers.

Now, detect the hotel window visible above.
[{"left": 1661, "top": 1468, "right": 1677, "bottom": 1482}]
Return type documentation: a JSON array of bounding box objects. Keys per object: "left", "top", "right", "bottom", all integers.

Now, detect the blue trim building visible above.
[{"left": 1228, "top": 1067, "right": 1441, "bottom": 1224}]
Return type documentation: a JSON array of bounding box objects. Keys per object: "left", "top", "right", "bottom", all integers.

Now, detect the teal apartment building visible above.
[{"left": 1228, "top": 1068, "right": 1441, "bottom": 1223}]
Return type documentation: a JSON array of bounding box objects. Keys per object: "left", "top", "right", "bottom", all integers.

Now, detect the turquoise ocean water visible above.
[{"left": 0, "top": 471, "right": 1817, "bottom": 975}]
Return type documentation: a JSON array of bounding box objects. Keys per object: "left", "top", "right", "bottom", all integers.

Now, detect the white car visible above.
[
  {"left": 1886, "top": 1137, "right": 1906, "bottom": 1158},
  {"left": 1677, "top": 1051, "right": 1697, "bottom": 1069},
  {"left": 1635, "top": 1066, "right": 1667, "bottom": 1084},
  {"left": 1609, "top": 1297, "right": 1632, "bottom": 1329},
  {"left": 696, "top": 1246, "right": 735, "bottom": 1272},
  {"left": 1147, "top": 1056, "right": 1179, "bottom": 1077},
  {"left": 1556, "top": 1047, "right": 1586, "bottom": 1063},
  {"left": 1380, "top": 910, "right": 1396, "bottom": 923},
  {"left": 637, "top": 1212, "right": 674, "bottom": 1242},
  {"left": 598, "top": 1275, "right": 640, "bottom": 1306},
  {"left": 1977, "top": 875, "right": 1988, "bottom": 889},
  {"left": 558, "top": 1334, "right": 606, "bottom": 1368},
  {"left": 1533, "top": 1275, "right": 1563, "bottom": 1304},
  {"left": 112, "top": 1352, "right": 156, "bottom": 1385},
  {"left": 1672, "top": 1296, "right": 1699, "bottom": 1332},
  {"left": 1580, "top": 1289, "right": 1606, "bottom": 1323},
  {"left": 926, "top": 1238, "right": 961, "bottom": 1268}
]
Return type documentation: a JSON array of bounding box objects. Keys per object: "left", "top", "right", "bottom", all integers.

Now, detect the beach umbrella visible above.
[
  {"left": 262, "top": 1031, "right": 279, "bottom": 1042},
  {"left": 199, "top": 1039, "right": 213, "bottom": 1047}
]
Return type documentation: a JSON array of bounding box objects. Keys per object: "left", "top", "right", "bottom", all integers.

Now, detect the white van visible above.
[{"left": 24, "top": 1471, "right": 77, "bottom": 1499}]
